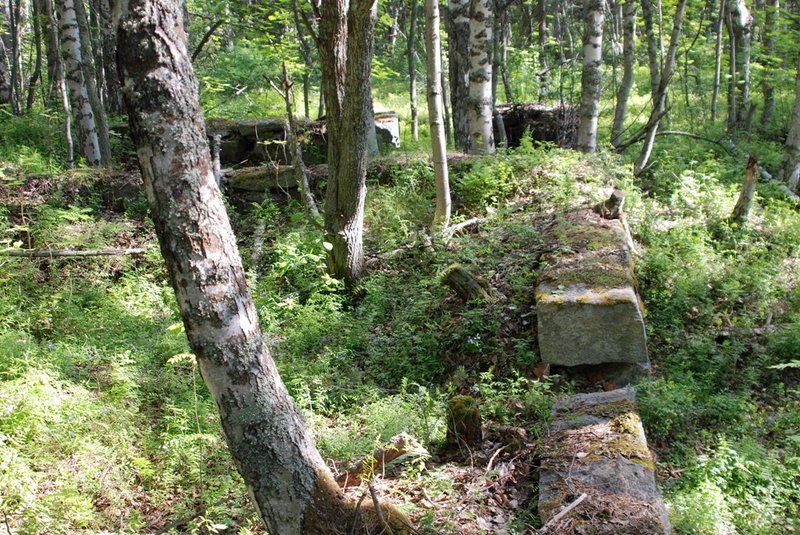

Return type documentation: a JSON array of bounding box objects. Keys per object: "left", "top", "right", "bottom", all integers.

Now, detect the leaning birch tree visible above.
[
  {"left": 113, "top": 0, "right": 409, "bottom": 533},
  {"left": 425, "top": 0, "right": 451, "bottom": 230},
  {"left": 467, "top": 0, "right": 495, "bottom": 154},
  {"left": 577, "top": 0, "right": 605, "bottom": 153}
]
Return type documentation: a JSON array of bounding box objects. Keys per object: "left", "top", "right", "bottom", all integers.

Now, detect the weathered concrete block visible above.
[
  {"left": 535, "top": 210, "right": 648, "bottom": 367},
  {"left": 538, "top": 388, "right": 671, "bottom": 534}
]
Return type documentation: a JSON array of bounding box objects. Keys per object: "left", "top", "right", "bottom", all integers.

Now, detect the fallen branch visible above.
[
  {"left": 537, "top": 493, "right": 588, "bottom": 534},
  {"left": 0, "top": 248, "right": 146, "bottom": 258},
  {"left": 336, "top": 433, "right": 427, "bottom": 488}
]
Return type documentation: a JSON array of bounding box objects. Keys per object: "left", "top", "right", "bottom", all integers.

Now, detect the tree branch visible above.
[
  {"left": 191, "top": 19, "right": 225, "bottom": 62},
  {"left": 0, "top": 248, "right": 146, "bottom": 258}
]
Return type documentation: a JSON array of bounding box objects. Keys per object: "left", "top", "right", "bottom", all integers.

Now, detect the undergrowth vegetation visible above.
[{"left": 1, "top": 106, "right": 799, "bottom": 533}]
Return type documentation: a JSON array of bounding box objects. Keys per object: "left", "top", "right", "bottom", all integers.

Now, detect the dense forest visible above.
[{"left": 1, "top": 0, "right": 799, "bottom": 533}]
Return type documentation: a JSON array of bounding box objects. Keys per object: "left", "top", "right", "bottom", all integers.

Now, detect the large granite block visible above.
[
  {"left": 538, "top": 388, "right": 671, "bottom": 534},
  {"left": 535, "top": 210, "right": 648, "bottom": 367}
]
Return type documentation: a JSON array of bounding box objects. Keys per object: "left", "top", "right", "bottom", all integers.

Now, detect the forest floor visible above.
[{"left": 2, "top": 142, "right": 799, "bottom": 534}]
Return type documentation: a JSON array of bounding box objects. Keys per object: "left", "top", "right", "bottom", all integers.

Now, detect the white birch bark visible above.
[
  {"left": 57, "top": 0, "right": 100, "bottom": 166},
  {"left": 425, "top": 0, "right": 451, "bottom": 230},
  {"left": 467, "top": 0, "right": 494, "bottom": 155},
  {"left": 114, "top": 1, "right": 411, "bottom": 532},
  {"left": 577, "top": 0, "right": 605, "bottom": 153}
]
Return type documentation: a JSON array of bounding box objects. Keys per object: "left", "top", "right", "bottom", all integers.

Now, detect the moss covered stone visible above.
[{"left": 446, "top": 395, "right": 482, "bottom": 448}]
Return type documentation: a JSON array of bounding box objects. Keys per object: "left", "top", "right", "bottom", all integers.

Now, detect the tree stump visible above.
[
  {"left": 441, "top": 264, "right": 493, "bottom": 302},
  {"left": 730, "top": 155, "right": 758, "bottom": 225},
  {"left": 446, "top": 395, "right": 482, "bottom": 448}
]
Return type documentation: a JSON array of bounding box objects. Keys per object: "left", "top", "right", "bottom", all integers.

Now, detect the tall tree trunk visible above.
[
  {"left": 727, "top": 0, "right": 753, "bottom": 131},
  {"left": 57, "top": 0, "right": 100, "bottom": 166},
  {"left": 447, "top": 0, "right": 470, "bottom": 151},
  {"left": 425, "top": 0, "right": 451, "bottom": 230},
  {"left": 537, "top": 0, "right": 549, "bottom": 99},
  {"left": 634, "top": 0, "right": 688, "bottom": 175},
  {"left": 641, "top": 0, "right": 660, "bottom": 102},
  {"left": 318, "top": 0, "right": 377, "bottom": 283},
  {"left": 291, "top": 0, "right": 313, "bottom": 119},
  {"left": 441, "top": 66, "right": 451, "bottom": 144},
  {"left": 467, "top": 0, "right": 494, "bottom": 154},
  {"left": 0, "top": 35, "right": 10, "bottom": 105},
  {"left": 760, "top": 0, "right": 777, "bottom": 128},
  {"left": 710, "top": 0, "right": 724, "bottom": 121},
  {"left": 498, "top": 4, "right": 512, "bottom": 102},
  {"left": 491, "top": 0, "right": 506, "bottom": 148},
  {"left": 611, "top": 0, "right": 636, "bottom": 147},
  {"left": 408, "top": 0, "right": 419, "bottom": 141},
  {"left": 98, "top": 0, "right": 122, "bottom": 113},
  {"left": 7, "top": 0, "right": 26, "bottom": 115},
  {"left": 780, "top": 59, "right": 800, "bottom": 192},
  {"left": 73, "top": 0, "right": 111, "bottom": 164},
  {"left": 114, "top": 1, "right": 409, "bottom": 533},
  {"left": 280, "top": 63, "right": 319, "bottom": 218},
  {"left": 25, "top": 0, "right": 40, "bottom": 109},
  {"left": 577, "top": 0, "right": 605, "bottom": 153}
]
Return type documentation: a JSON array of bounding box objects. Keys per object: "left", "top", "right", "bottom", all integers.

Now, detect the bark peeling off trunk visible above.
[
  {"left": 577, "top": 0, "right": 605, "bottom": 153},
  {"left": 115, "top": 1, "right": 383, "bottom": 533},
  {"left": 467, "top": 0, "right": 494, "bottom": 155}
]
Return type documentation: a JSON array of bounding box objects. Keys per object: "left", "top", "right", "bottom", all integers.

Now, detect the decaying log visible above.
[
  {"left": 336, "top": 433, "right": 427, "bottom": 488},
  {"left": 0, "top": 248, "right": 146, "bottom": 257},
  {"left": 730, "top": 155, "right": 758, "bottom": 225},
  {"left": 441, "top": 264, "right": 494, "bottom": 301}
]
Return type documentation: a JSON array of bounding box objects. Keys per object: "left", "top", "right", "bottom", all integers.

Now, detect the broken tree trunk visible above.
[
  {"left": 730, "top": 155, "right": 758, "bottom": 225},
  {"left": 441, "top": 264, "right": 493, "bottom": 301}
]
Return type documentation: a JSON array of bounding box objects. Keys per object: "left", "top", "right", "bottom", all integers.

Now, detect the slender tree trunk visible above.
[
  {"left": 499, "top": 5, "right": 512, "bottom": 102},
  {"left": 280, "top": 63, "right": 319, "bottom": 218},
  {"left": 537, "top": 0, "right": 549, "bottom": 99},
  {"left": 57, "top": 0, "right": 100, "bottom": 166},
  {"left": 98, "top": 0, "right": 122, "bottom": 113},
  {"left": 611, "top": 0, "right": 636, "bottom": 147},
  {"left": 781, "top": 59, "right": 800, "bottom": 192},
  {"left": 710, "top": 0, "right": 724, "bottom": 121},
  {"left": 727, "top": 0, "right": 752, "bottom": 131},
  {"left": 425, "top": 0, "right": 450, "bottom": 230},
  {"left": 447, "top": 0, "right": 471, "bottom": 151},
  {"left": 491, "top": 0, "right": 506, "bottom": 148},
  {"left": 467, "top": 0, "right": 494, "bottom": 154},
  {"left": 318, "top": 0, "right": 377, "bottom": 283},
  {"left": 73, "top": 0, "right": 111, "bottom": 164},
  {"left": 408, "top": 0, "right": 419, "bottom": 141},
  {"left": 0, "top": 35, "right": 10, "bottom": 105},
  {"left": 7, "top": 0, "right": 26, "bottom": 115},
  {"left": 115, "top": 1, "right": 409, "bottom": 533},
  {"left": 760, "top": 0, "right": 777, "bottom": 128},
  {"left": 25, "top": 0, "right": 40, "bottom": 109},
  {"left": 577, "top": 0, "right": 605, "bottom": 153},
  {"left": 291, "top": 0, "right": 313, "bottom": 119},
  {"left": 441, "top": 66, "right": 451, "bottom": 144},
  {"left": 641, "top": 0, "right": 660, "bottom": 102},
  {"left": 634, "top": 0, "right": 688, "bottom": 175},
  {"left": 58, "top": 66, "right": 73, "bottom": 166}
]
